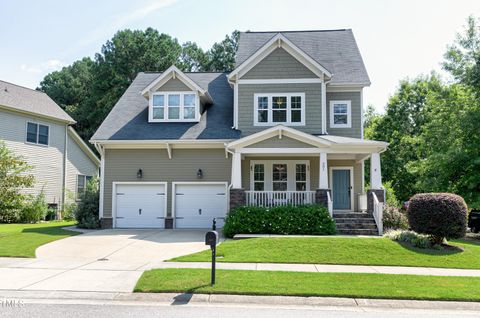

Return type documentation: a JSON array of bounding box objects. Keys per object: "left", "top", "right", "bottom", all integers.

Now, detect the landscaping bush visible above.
[
  {"left": 407, "top": 193, "right": 468, "bottom": 245},
  {"left": 385, "top": 230, "right": 434, "bottom": 249},
  {"left": 19, "top": 191, "right": 48, "bottom": 223},
  {"left": 383, "top": 205, "right": 409, "bottom": 230},
  {"left": 75, "top": 177, "right": 100, "bottom": 229},
  {"left": 223, "top": 205, "right": 336, "bottom": 238}
]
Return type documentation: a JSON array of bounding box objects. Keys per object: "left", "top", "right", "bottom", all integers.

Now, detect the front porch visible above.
[{"left": 226, "top": 125, "right": 388, "bottom": 235}]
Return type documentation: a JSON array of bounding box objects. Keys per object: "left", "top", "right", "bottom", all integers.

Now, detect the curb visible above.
[{"left": 1, "top": 290, "right": 480, "bottom": 311}]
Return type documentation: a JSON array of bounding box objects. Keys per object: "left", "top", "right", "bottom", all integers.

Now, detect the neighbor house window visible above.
[
  {"left": 254, "top": 93, "right": 305, "bottom": 126},
  {"left": 150, "top": 92, "right": 198, "bottom": 122},
  {"left": 77, "top": 175, "right": 92, "bottom": 200},
  {"left": 26, "top": 122, "right": 49, "bottom": 146},
  {"left": 330, "top": 100, "right": 351, "bottom": 128}
]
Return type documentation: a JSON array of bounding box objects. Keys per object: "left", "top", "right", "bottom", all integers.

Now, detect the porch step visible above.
[
  {"left": 336, "top": 228, "right": 379, "bottom": 236},
  {"left": 333, "top": 212, "right": 379, "bottom": 236}
]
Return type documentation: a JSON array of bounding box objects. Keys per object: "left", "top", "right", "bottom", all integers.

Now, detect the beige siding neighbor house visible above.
[
  {"left": 91, "top": 29, "right": 388, "bottom": 235},
  {"left": 0, "top": 80, "right": 100, "bottom": 210}
]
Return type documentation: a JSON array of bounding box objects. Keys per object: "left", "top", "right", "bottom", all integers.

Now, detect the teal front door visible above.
[{"left": 332, "top": 169, "right": 351, "bottom": 210}]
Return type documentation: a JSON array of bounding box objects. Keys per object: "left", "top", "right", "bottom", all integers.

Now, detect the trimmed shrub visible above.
[
  {"left": 223, "top": 205, "right": 336, "bottom": 238},
  {"left": 383, "top": 205, "right": 408, "bottom": 230},
  {"left": 385, "top": 230, "right": 434, "bottom": 249},
  {"left": 19, "top": 191, "right": 48, "bottom": 223},
  {"left": 75, "top": 177, "right": 100, "bottom": 229},
  {"left": 407, "top": 193, "right": 468, "bottom": 244}
]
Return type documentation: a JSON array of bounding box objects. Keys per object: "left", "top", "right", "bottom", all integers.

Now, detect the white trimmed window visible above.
[
  {"left": 250, "top": 160, "right": 310, "bottom": 191},
  {"left": 26, "top": 122, "right": 49, "bottom": 146},
  {"left": 254, "top": 93, "right": 305, "bottom": 126},
  {"left": 149, "top": 92, "right": 199, "bottom": 122},
  {"left": 330, "top": 100, "right": 351, "bottom": 128},
  {"left": 77, "top": 175, "right": 92, "bottom": 200}
]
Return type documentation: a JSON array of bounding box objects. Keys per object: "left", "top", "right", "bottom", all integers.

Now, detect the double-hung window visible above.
[
  {"left": 26, "top": 122, "right": 49, "bottom": 146},
  {"left": 77, "top": 175, "right": 92, "bottom": 200},
  {"left": 150, "top": 92, "right": 198, "bottom": 122},
  {"left": 250, "top": 161, "right": 310, "bottom": 191},
  {"left": 254, "top": 93, "right": 305, "bottom": 126},
  {"left": 330, "top": 100, "right": 351, "bottom": 128}
]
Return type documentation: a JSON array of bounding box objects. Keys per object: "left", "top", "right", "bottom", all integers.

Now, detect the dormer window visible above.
[{"left": 149, "top": 91, "right": 199, "bottom": 122}]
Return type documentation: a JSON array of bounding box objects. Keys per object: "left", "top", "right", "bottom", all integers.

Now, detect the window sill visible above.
[
  {"left": 254, "top": 122, "right": 305, "bottom": 127},
  {"left": 25, "top": 141, "right": 49, "bottom": 147}
]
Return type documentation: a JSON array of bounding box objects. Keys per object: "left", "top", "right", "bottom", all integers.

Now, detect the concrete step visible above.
[
  {"left": 333, "top": 212, "right": 373, "bottom": 219},
  {"left": 336, "top": 228, "right": 379, "bottom": 236},
  {"left": 336, "top": 223, "right": 378, "bottom": 230},
  {"left": 334, "top": 218, "right": 376, "bottom": 224}
]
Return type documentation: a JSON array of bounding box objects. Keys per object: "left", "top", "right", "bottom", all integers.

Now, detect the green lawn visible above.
[
  {"left": 170, "top": 237, "right": 480, "bottom": 269},
  {"left": 0, "top": 221, "right": 79, "bottom": 257},
  {"left": 135, "top": 268, "right": 480, "bottom": 301}
]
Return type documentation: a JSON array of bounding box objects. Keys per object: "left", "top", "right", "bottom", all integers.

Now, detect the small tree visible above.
[
  {"left": 75, "top": 177, "right": 100, "bottom": 229},
  {"left": 0, "top": 141, "right": 35, "bottom": 223},
  {"left": 407, "top": 193, "right": 468, "bottom": 245}
]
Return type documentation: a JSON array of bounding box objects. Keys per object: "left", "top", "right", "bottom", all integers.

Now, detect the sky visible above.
[{"left": 1, "top": 0, "right": 479, "bottom": 112}]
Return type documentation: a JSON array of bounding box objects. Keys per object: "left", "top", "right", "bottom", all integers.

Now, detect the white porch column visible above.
[
  {"left": 319, "top": 152, "right": 328, "bottom": 189},
  {"left": 231, "top": 152, "right": 242, "bottom": 188},
  {"left": 370, "top": 152, "right": 382, "bottom": 189}
]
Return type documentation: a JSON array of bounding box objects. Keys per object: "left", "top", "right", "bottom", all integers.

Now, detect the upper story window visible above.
[
  {"left": 149, "top": 91, "right": 199, "bottom": 122},
  {"left": 254, "top": 93, "right": 305, "bottom": 126},
  {"left": 26, "top": 122, "right": 49, "bottom": 146},
  {"left": 330, "top": 100, "right": 351, "bottom": 128}
]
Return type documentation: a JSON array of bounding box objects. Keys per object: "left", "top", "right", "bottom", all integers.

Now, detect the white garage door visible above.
[
  {"left": 174, "top": 183, "right": 228, "bottom": 229},
  {"left": 115, "top": 183, "right": 166, "bottom": 228}
]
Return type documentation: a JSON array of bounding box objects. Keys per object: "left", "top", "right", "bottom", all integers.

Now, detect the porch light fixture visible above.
[
  {"left": 197, "top": 169, "right": 203, "bottom": 179},
  {"left": 137, "top": 169, "right": 143, "bottom": 179}
]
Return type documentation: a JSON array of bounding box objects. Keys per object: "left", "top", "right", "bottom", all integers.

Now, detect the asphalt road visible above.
[{"left": 2, "top": 302, "right": 479, "bottom": 318}]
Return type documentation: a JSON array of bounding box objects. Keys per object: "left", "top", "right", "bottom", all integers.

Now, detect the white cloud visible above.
[{"left": 20, "top": 59, "right": 64, "bottom": 74}]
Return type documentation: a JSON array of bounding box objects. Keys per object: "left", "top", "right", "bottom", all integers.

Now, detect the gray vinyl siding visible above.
[
  {"left": 246, "top": 136, "right": 314, "bottom": 148},
  {"left": 242, "top": 158, "right": 363, "bottom": 211},
  {"left": 156, "top": 78, "right": 191, "bottom": 91},
  {"left": 103, "top": 149, "right": 231, "bottom": 218},
  {"left": 326, "top": 91, "right": 362, "bottom": 138},
  {"left": 0, "top": 108, "right": 66, "bottom": 205},
  {"left": 238, "top": 83, "right": 322, "bottom": 136},
  {"left": 241, "top": 48, "right": 317, "bottom": 79},
  {"left": 65, "top": 134, "right": 99, "bottom": 202}
]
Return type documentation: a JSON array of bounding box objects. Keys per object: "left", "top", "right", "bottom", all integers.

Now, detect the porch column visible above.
[
  {"left": 230, "top": 151, "right": 245, "bottom": 210},
  {"left": 368, "top": 152, "right": 385, "bottom": 212},
  {"left": 316, "top": 152, "right": 331, "bottom": 208}
]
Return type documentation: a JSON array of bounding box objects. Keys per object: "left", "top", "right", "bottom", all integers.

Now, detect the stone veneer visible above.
[
  {"left": 230, "top": 188, "right": 246, "bottom": 210},
  {"left": 315, "top": 189, "right": 331, "bottom": 208},
  {"left": 100, "top": 217, "right": 113, "bottom": 229},
  {"left": 367, "top": 189, "right": 385, "bottom": 213}
]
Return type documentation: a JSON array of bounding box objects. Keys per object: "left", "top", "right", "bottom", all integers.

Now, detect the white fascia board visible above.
[
  {"left": 228, "top": 33, "right": 332, "bottom": 81},
  {"left": 91, "top": 139, "right": 231, "bottom": 149}
]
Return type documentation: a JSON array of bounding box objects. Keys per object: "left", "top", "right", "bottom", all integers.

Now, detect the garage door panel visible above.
[
  {"left": 115, "top": 184, "right": 165, "bottom": 228},
  {"left": 175, "top": 184, "right": 227, "bottom": 229}
]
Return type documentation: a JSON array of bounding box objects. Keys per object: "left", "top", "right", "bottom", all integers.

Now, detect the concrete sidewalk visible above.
[{"left": 150, "top": 261, "right": 480, "bottom": 277}]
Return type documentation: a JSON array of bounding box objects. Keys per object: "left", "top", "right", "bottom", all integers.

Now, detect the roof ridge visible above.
[
  {"left": 0, "top": 79, "right": 45, "bottom": 95},
  {"left": 245, "top": 29, "right": 349, "bottom": 34}
]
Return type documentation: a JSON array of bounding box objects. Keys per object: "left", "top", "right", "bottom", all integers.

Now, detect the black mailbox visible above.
[{"left": 205, "top": 230, "right": 218, "bottom": 247}]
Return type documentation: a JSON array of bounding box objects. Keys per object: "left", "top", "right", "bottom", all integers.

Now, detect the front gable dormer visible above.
[{"left": 141, "top": 65, "right": 213, "bottom": 123}]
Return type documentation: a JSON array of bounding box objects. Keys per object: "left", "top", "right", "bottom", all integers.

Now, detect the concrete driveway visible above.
[{"left": 0, "top": 229, "right": 211, "bottom": 293}]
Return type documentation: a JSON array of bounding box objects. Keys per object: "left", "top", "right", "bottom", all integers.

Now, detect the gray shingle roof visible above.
[
  {"left": 0, "top": 80, "right": 75, "bottom": 123},
  {"left": 235, "top": 29, "right": 370, "bottom": 85},
  {"left": 91, "top": 72, "right": 240, "bottom": 141}
]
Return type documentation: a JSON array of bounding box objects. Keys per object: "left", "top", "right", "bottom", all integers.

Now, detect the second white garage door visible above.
[
  {"left": 115, "top": 183, "right": 166, "bottom": 228},
  {"left": 174, "top": 183, "right": 228, "bottom": 228}
]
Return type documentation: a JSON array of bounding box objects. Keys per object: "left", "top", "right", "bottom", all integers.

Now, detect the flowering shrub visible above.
[
  {"left": 222, "top": 205, "right": 336, "bottom": 238},
  {"left": 383, "top": 205, "right": 409, "bottom": 230},
  {"left": 385, "top": 230, "right": 434, "bottom": 249}
]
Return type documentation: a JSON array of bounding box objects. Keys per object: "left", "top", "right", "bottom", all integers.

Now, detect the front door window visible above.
[{"left": 272, "top": 164, "right": 288, "bottom": 191}]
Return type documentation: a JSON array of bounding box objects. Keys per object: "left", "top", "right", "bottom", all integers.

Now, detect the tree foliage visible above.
[
  {"left": 0, "top": 141, "right": 35, "bottom": 223},
  {"left": 365, "top": 16, "right": 480, "bottom": 207},
  {"left": 40, "top": 28, "right": 240, "bottom": 143}
]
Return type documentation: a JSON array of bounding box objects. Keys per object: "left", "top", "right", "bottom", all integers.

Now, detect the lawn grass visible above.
[
  {"left": 135, "top": 268, "right": 480, "bottom": 301},
  {"left": 170, "top": 237, "right": 480, "bottom": 269},
  {"left": 0, "top": 221, "right": 79, "bottom": 257}
]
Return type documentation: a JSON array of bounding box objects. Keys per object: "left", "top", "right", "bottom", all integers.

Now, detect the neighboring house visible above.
[
  {"left": 91, "top": 29, "right": 388, "bottom": 234},
  {"left": 0, "top": 80, "right": 100, "bottom": 211}
]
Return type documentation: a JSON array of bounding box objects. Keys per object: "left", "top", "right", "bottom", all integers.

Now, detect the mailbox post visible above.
[{"left": 205, "top": 230, "right": 218, "bottom": 286}]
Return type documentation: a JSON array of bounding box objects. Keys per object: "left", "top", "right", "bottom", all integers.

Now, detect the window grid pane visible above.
[
  {"left": 272, "top": 164, "right": 288, "bottom": 192},
  {"left": 184, "top": 107, "right": 195, "bottom": 119},
  {"left": 153, "top": 107, "right": 164, "bottom": 119},
  {"left": 168, "top": 94, "right": 180, "bottom": 106},
  {"left": 272, "top": 96, "right": 287, "bottom": 109},
  {"left": 334, "top": 114, "right": 348, "bottom": 124},
  {"left": 184, "top": 94, "right": 195, "bottom": 106},
  {"left": 26, "top": 123, "right": 38, "bottom": 143},
  {"left": 153, "top": 95, "right": 164, "bottom": 106},
  {"left": 168, "top": 107, "right": 180, "bottom": 119},
  {"left": 291, "top": 96, "right": 302, "bottom": 109},
  {"left": 38, "top": 125, "right": 49, "bottom": 145}
]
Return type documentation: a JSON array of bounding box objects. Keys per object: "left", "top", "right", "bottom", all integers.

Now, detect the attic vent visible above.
[{"left": 4, "top": 87, "right": 8, "bottom": 92}]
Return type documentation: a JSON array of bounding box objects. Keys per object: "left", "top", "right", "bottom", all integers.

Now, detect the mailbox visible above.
[{"left": 205, "top": 230, "right": 218, "bottom": 247}]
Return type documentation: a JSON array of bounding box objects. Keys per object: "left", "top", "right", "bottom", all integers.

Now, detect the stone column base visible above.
[
  {"left": 230, "top": 188, "right": 246, "bottom": 211},
  {"left": 165, "top": 217, "right": 174, "bottom": 229},
  {"left": 367, "top": 189, "right": 385, "bottom": 213},
  {"left": 100, "top": 217, "right": 113, "bottom": 229},
  {"left": 315, "top": 189, "right": 331, "bottom": 208}
]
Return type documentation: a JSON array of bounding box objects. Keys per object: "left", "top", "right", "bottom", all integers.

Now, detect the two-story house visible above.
[
  {"left": 0, "top": 80, "right": 100, "bottom": 211},
  {"left": 91, "top": 29, "right": 388, "bottom": 234}
]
